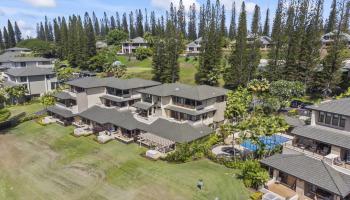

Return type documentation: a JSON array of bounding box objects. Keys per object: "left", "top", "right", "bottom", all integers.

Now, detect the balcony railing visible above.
[{"left": 284, "top": 142, "right": 324, "bottom": 160}]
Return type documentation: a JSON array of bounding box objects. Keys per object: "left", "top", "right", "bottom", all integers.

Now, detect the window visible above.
[
  {"left": 142, "top": 94, "right": 152, "bottom": 103},
  {"left": 332, "top": 114, "right": 339, "bottom": 126},
  {"left": 318, "top": 112, "right": 325, "bottom": 123},
  {"left": 20, "top": 76, "right": 27, "bottom": 82},
  {"left": 340, "top": 116, "right": 346, "bottom": 128},
  {"left": 51, "top": 82, "right": 57, "bottom": 90},
  {"left": 325, "top": 113, "right": 332, "bottom": 124},
  {"left": 20, "top": 62, "right": 26, "bottom": 67}
]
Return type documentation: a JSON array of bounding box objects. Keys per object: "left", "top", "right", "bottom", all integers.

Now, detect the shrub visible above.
[
  {"left": 0, "top": 109, "right": 11, "bottom": 122},
  {"left": 135, "top": 47, "right": 152, "bottom": 60},
  {"left": 20, "top": 114, "right": 42, "bottom": 123},
  {"left": 240, "top": 160, "right": 269, "bottom": 189},
  {"left": 288, "top": 109, "right": 298, "bottom": 116},
  {"left": 106, "top": 29, "right": 128, "bottom": 45},
  {"left": 164, "top": 134, "right": 219, "bottom": 163}
]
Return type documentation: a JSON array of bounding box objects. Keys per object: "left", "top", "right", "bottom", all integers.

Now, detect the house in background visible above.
[
  {"left": 322, "top": 30, "right": 350, "bottom": 48},
  {"left": 120, "top": 37, "right": 148, "bottom": 54},
  {"left": 247, "top": 34, "right": 273, "bottom": 50},
  {"left": 0, "top": 47, "right": 54, "bottom": 70},
  {"left": 3, "top": 67, "right": 58, "bottom": 98},
  {"left": 261, "top": 98, "right": 350, "bottom": 200},
  {"left": 96, "top": 41, "right": 108, "bottom": 50},
  {"left": 185, "top": 37, "right": 202, "bottom": 55}
]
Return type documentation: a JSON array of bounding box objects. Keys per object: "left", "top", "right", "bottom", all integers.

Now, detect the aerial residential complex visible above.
[
  {"left": 47, "top": 77, "right": 227, "bottom": 152},
  {"left": 261, "top": 98, "right": 350, "bottom": 200}
]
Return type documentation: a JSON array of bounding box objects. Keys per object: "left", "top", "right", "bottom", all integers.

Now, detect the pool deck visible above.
[{"left": 238, "top": 133, "right": 292, "bottom": 152}]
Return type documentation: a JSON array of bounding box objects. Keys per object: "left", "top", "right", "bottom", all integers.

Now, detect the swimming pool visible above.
[{"left": 241, "top": 135, "right": 290, "bottom": 151}]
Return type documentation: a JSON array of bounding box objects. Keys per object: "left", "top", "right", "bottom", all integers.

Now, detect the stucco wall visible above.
[
  {"left": 86, "top": 87, "right": 105, "bottom": 108},
  {"left": 28, "top": 75, "right": 46, "bottom": 95}
]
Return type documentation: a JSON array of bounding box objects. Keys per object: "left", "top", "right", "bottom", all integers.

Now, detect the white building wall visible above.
[{"left": 86, "top": 87, "right": 105, "bottom": 108}]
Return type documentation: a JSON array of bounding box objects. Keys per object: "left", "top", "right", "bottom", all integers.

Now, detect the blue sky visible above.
[{"left": 0, "top": 0, "right": 332, "bottom": 38}]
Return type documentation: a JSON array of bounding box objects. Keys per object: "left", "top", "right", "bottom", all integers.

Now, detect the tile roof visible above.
[
  {"left": 78, "top": 106, "right": 144, "bottom": 130},
  {"left": 5, "top": 67, "right": 55, "bottom": 77},
  {"left": 54, "top": 92, "right": 76, "bottom": 100},
  {"left": 66, "top": 77, "right": 161, "bottom": 90},
  {"left": 261, "top": 154, "right": 350, "bottom": 197},
  {"left": 307, "top": 98, "right": 350, "bottom": 116},
  {"left": 78, "top": 106, "right": 213, "bottom": 142},
  {"left": 47, "top": 105, "right": 75, "bottom": 118},
  {"left": 5, "top": 47, "right": 30, "bottom": 52},
  {"left": 283, "top": 116, "right": 305, "bottom": 127},
  {"left": 142, "top": 118, "right": 213, "bottom": 143},
  {"left": 123, "top": 37, "right": 147, "bottom": 44},
  {"left": 138, "top": 83, "right": 228, "bottom": 101},
  {"left": 292, "top": 125, "right": 350, "bottom": 149}
]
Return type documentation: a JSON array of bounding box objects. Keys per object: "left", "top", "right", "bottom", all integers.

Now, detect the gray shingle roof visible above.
[
  {"left": 54, "top": 92, "right": 76, "bottom": 100},
  {"left": 78, "top": 106, "right": 144, "bottom": 130},
  {"left": 307, "top": 98, "right": 350, "bottom": 116},
  {"left": 47, "top": 105, "right": 75, "bottom": 118},
  {"left": 164, "top": 105, "right": 216, "bottom": 116},
  {"left": 0, "top": 50, "right": 51, "bottom": 63},
  {"left": 283, "top": 116, "right": 305, "bottom": 127},
  {"left": 123, "top": 37, "right": 147, "bottom": 44},
  {"left": 9, "top": 57, "right": 52, "bottom": 62},
  {"left": 261, "top": 154, "right": 350, "bottom": 197},
  {"left": 66, "top": 77, "right": 161, "bottom": 90},
  {"left": 186, "top": 37, "right": 202, "bottom": 48},
  {"left": 132, "top": 101, "right": 153, "bottom": 110},
  {"left": 142, "top": 118, "right": 213, "bottom": 143},
  {"left": 78, "top": 106, "right": 212, "bottom": 142},
  {"left": 5, "top": 47, "right": 30, "bottom": 52},
  {"left": 138, "top": 83, "right": 228, "bottom": 101},
  {"left": 5, "top": 67, "right": 55, "bottom": 77},
  {"left": 292, "top": 125, "right": 350, "bottom": 149}
]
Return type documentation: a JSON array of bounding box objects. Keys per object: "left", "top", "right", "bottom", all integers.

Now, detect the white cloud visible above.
[
  {"left": 22, "top": 0, "right": 56, "bottom": 8},
  {"left": 151, "top": 0, "right": 199, "bottom": 10},
  {"left": 245, "top": 2, "right": 256, "bottom": 14},
  {"left": 221, "top": 0, "right": 256, "bottom": 14}
]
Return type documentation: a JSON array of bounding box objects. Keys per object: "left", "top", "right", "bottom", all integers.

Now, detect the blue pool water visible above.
[{"left": 241, "top": 135, "right": 290, "bottom": 151}]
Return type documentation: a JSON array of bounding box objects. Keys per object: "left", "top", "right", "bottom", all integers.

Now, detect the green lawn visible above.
[
  {"left": 0, "top": 104, "right": 249, "bottom": 200},
  {"left": 120, "top": 56, "right": 199, "bottom": 85},
  {"left": 7, "top": 101, "right": 43, "bottom": 117}
]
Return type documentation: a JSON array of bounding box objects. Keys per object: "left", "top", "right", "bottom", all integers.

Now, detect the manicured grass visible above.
[
  {"left": 120, "top": 56, "right": 200, "bottom": 85},
  {"left": 0, "top": 117, "right": 249, "bottom": 199},
  {"left": 7, "top": 101, "right": 43, "bottom": 117}
]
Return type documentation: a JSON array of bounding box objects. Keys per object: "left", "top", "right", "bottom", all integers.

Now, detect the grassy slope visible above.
[
  {"left": 0, "top": 104, "right": 249, "bottom": 200},
  {"left": 7, "top": 102, "right": 43, "bottom": 116},
  {"left": 120, "top": 56, "right": 198, "bottom": 85}
]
